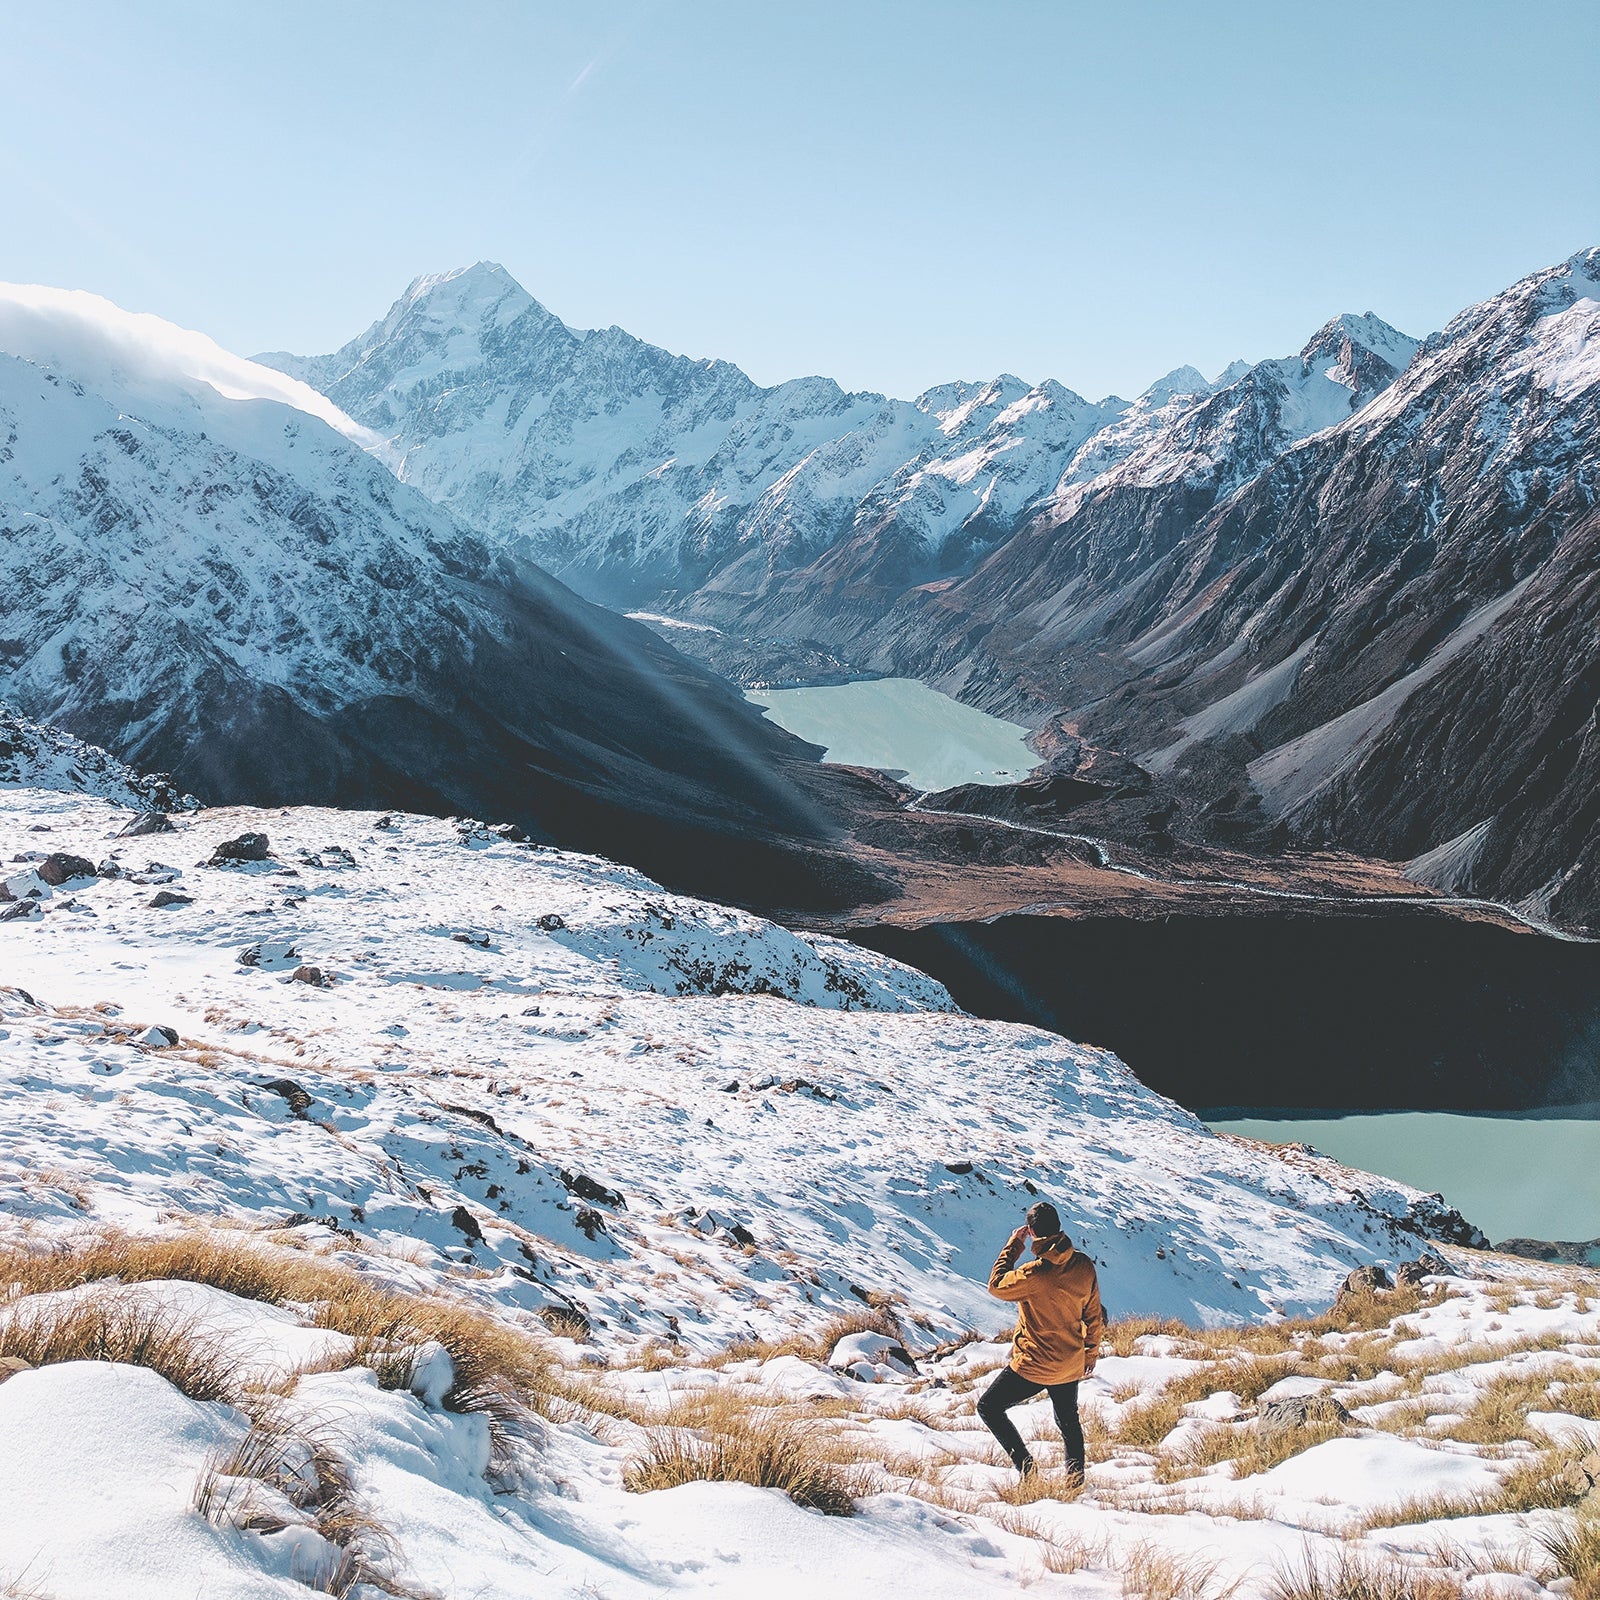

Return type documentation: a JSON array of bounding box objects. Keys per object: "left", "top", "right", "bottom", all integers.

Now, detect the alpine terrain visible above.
[{"left": 266, "top": 251, "right": 1600, "bottom": 930}]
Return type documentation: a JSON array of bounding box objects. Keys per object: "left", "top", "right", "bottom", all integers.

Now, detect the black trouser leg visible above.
[
  {"left": 1046, "top": 1380, "right": 1085, "bottom": 1478},
  {"left": 977, "top": 1367, "right": 1044, "bottom": 1471}
]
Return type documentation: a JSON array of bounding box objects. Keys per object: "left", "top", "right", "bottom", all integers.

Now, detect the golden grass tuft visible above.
[
  {"left": 1265, "top": 1543, "right": 1464, "bottom": 1600},
  {"left": 0, "top": 1225, "right": 556, "bottom": 1469},
  {"left": 624, "top": 1410, "right": 868, "bottom": 1515},
  {"left": 194, "top": 1398, "right": 435, "bottom": 1598},
  {"left": 0, "top": 1294, "right": 238, "bottom": 1402},
  {"left": 1540, "top": 1514, "right": 1600, "bottom": 1600},
  {"left": 993, "top": 1465, "right": 1085, "bottom": 1505},
  {"left": 1119, "top": 1540, "right": 1241, "bottom": 1600}
]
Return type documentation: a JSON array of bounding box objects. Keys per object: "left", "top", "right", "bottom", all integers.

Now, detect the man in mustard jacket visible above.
[{"left": 978, "top": 1200, "right": 1104, "bottom": 1481}]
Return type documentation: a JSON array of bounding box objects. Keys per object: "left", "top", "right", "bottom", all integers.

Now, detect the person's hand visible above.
[{"left": 1008, "top": 1225, "right": 1029, "bottom": 1248}]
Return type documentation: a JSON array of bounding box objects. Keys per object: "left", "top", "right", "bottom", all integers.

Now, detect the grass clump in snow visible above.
[
  {"left": 194, "top": 1399, "right": 434, "bottom": 1599},
  {"left": 0, "top": 1294, "right": 237, "bottom": 1403},
  {"left": 0, "top": 1226, "right": 554, "bottom": 1466},
  {"left": 1541, "top": 1513, "right": 1600, "bottom": 1600},
  {"left": 624, "top": 1393, "right": 869, "bottom": 1516},
  {"left": 1265, "top": 1543, "right": 1465, "bottom": 1600},
  {"left": 1120, "top": 1540, "right": 1240, "bottom": 1600}
]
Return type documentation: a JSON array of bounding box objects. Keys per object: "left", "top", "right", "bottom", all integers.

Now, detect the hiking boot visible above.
[{"left": 1015, "top": 1454, "right": 1037, "bottom": 1480}]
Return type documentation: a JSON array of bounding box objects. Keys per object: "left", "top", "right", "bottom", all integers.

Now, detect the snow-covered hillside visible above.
[
  {"left": 1, "top": 787, "right": 1476, "bottom": 1345},
  {"left": 0, "top": 702, "right": 193, "bottom": 812},
  {"left": 5, "top": 783, "right": 1596, "bottom": 1600}
]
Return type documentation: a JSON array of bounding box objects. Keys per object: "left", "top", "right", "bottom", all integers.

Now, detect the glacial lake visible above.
[
  {"left": 1206, "top": 1108, "right": 1600, "bottom": 1249},
  {"left": 746, "top": 677, "right": 1038, "bottom": 794}
]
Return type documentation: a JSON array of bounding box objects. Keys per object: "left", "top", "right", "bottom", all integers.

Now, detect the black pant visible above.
[{"left": 978, "top": 1366, "right": 1085, "bottom": 1476}]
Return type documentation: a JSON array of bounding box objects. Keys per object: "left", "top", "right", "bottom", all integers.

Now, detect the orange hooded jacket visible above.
[{"left": 988, "top": 1231, "right": 1105, "bottom": 1384}]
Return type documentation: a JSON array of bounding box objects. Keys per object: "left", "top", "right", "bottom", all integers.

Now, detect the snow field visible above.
[
  {"left": 5, "top": 785, "right": 1592, "bottom": 1594},
  {"left": 0, "top": 1258, "right": 1597, "bottom": 1597},
  {"left": 0, "top": 791, "right": 1475, "bottom": 1348}
]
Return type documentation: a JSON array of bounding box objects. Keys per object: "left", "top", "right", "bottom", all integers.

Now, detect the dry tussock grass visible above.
[
  {"left": 624, "top": 1408, "right": 868, "bottom": 1515},
  {"left": 0, "top": 1294, "right": 238, "bottom": 1402},
  {"left": 0, "top": 1226, "right": 554, "bottom": 1466},
  {"left": 1358, "top": 1446, "right": 1589, "bottom": 1530},
  {"left": 993, "top": 1465, "right": 1084, "bottom": 1505},
  {"left": 1541, "top": 1514, "right": 1600, "bottom": 1600},
  {"left": 1120, "top": 1539, "right": 1241, "bottom": 1600},
  {"left": 194, "top": 1398, "right": 434, "bottom": 1598},
  {"left": 703, "top": 1305, "right": 904, "bottom": 1369},
  {"left": 1265, "top": 1543, "right": 1465, "bottom": 1600}
]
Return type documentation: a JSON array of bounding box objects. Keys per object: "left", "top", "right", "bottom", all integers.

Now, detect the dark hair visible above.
[{"left": 1026, "top": 1201, "right": 1061, "bottom": 1236}]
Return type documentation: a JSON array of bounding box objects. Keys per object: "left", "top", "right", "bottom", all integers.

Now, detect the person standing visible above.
[{"left": 977, "top": 1200, "right": 1104, "bottom": 1481}]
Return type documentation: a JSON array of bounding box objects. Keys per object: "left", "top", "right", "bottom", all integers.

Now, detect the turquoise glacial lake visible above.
[
  {"left": 1206, "top": 1109, "right": 1600, "bottom": 1248},
  {"left": 746, "top": 677, "right": 1037, "bottom": 794}
]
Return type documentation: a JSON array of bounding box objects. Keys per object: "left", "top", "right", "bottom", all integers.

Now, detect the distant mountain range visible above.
[{"left": 263, "top": 250, "right": 1600, "bottom": 929}]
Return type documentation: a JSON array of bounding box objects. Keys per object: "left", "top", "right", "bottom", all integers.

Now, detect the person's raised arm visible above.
[{"left": 988, "top": 1225, "right": 1035, "bottom": 1302}]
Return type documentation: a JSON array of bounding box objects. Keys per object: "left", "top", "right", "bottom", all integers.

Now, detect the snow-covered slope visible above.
[
  {"left": 0, "top": 787, "right": 1477, "bottom": 1343},
  {"left": 0, "top": 702, "right": 193, "bottom": 812},
  {"left": 0, "top": 280, "right": 849, "bottom": 904}
]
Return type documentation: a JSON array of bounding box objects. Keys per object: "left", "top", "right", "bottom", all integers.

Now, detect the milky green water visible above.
[
  {"left": 1206, "top": 1110, "right": 1600, "bottom": 1247},
  {"left": 746, "top": 677, "right": 1037, "bottom": 794}
]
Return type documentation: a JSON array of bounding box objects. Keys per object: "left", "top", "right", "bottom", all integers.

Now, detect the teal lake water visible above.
[
  {"left": 1206, "top": 1109, "right": 1600, "bottom": 1247},
  {"left": 746, "top": 677, "right": 1037, "bottom": 794}
]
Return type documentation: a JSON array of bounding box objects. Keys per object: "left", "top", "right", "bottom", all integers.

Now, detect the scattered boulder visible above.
[
  {"left": 537, "top": 913, "right": 566, "bottom": 932},
  {"left": 451, "top": 930, "right": 491, "bottom": 948},
  {"left": 209, "top": 832, "right": 271, "bottom": 865},
  {"left": 1395, "top": 1252, "right": 1452, "bottom": 1287},
  {"left": 37, "top": 852, "right": 97, "bottom": 886},
  {"left": 147, "top": 890, "right": 193, "bottom": 909},
  {"left": 289, "top": 965, "right": 327, "bottom": 987},
  {"left": 944, "top": 1160, "right": 974, "bottom": 1176},
  {"left": 373, "top": 814, "right": 395, "bottom": 831},
  {"left": 450, "top": 1205, "right": 486, "bottom": 1245},
  {"left": 261, "top": 1078, "right": 313, "bottom": 1118},
  {"left": 0, "top": 868, "right": 50, "bottom": 902},
  {"left": 0, "top": 900, "right": 40, "bottom": 922},
  {"left": 135, "top": 1025, "right": 180, "bottom": 1048},
  {"left": 116, "top": 813, "right": 173, "bottom": 838},
  {"left": 96, "top": 859, "right": 123, "bottom": 879},
  {"left": 538, "top": 1304, "right": 593, "bottom": 1342},
  {"left": 561, "top": 1169, "right": 626, "bottom": 1209},
  {"left": 572, "top": 1206, "right": 608, "bottom": 1241},
  {"left": 1334, "top": 1265, "right": 1392, "bottom": 1311},
  {"left": 1257, "top": 1394, "right": 1352, "bottom": 1435},
  {"left": 237, "top": 940, "right": 300, "bottom": 970}
]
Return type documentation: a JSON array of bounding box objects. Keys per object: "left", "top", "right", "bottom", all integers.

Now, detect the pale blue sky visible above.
[{"left": 4, "top": 1, "right": 1596, "bottom": 401}]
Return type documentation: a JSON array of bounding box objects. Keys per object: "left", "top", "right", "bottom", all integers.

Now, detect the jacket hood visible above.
[{"left": 1032, "top": 1232, "right": 1075, "bottom": 1264}]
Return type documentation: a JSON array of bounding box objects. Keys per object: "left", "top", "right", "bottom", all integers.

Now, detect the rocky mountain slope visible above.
[
  {"left": 0, "top": 283, "right": 883, "bottom": 910},
  {"left": 878, "top": 249, "right": 1600, "bottom": 927},
  {"left": 0, "top": 701, "right": 193, "bottom": 812}
]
